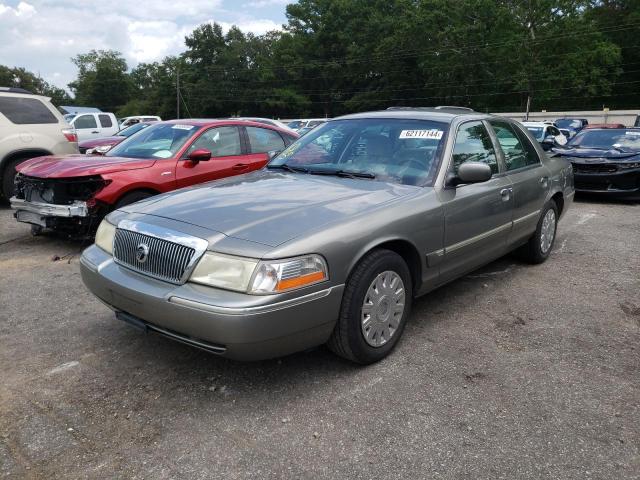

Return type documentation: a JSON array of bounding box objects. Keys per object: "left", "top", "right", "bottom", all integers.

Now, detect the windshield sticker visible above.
[
  {"left": 399, "top": 129, "right": 443, "bottom": 140},
  {"left": 152, "top": 150, "right": 173, "bottom": 158},
  {"left": 172, "top": 124, "right": 194, "bottom": 130}
]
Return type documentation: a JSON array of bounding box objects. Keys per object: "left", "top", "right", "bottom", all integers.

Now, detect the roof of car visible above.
[
  {"left": 521, "top": 121, "right": 550, "bottom": 127},
  {"left": 0, "top": 87, "right": 34, "bottom": 95},
  {"left": 160, "top": 118, "right": 294, "bottom": 131},
  {"left": 335, "top": 107, "right": 484, "bottom": 123}
]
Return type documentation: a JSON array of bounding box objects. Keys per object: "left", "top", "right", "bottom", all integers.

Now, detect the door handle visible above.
[
  {"left": 232, "top": 163, "right": 249, "bottom": 171},
  {"left": 91, "top": 131, "right": 99, "bottom": 134},
  {"left": 500, "top": 188, "right": 512, "bottom": 202},
  {"left": 539, "top": 176, "right": 549, "bottom": 188}
]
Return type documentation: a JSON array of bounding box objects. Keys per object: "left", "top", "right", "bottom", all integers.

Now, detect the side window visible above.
[
  {"left": 99, "top": 114, "right": 113, "bottom": 128},
  {"left": 548, "top": 126, "right": 560, "bottom": 136},
  {"left": 74, "top": 114, "right": 97, "bottom": 129},
  {"left": 512, "top": 125, "right": 542, "bottom": 166},
  {"left": 246, "top": 126, "right": 286, "bottom": 153},
  {"left": 188, "top": 127, "right": 242, "bottom": 156},
  {"left": 451, "top": 121, "right": 498, "bottom": 175},
  {"left": 489, "top": 120, "right": 528, "bottom": 171},
  {"left": 0, "top": 97, "right": 58, "bottom": 124}
]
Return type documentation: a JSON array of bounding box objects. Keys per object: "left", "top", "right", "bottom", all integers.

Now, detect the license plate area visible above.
[{"left": 16, "top": 210, "right": 46, "bottom": 227}]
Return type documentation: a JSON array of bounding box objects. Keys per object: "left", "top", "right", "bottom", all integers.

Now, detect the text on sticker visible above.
[
  {"left": 399, "top": 129, "right": 443, "bottom": 140},
  {"left": 172, "top": 124, "right": 194, "bottom": 130}
]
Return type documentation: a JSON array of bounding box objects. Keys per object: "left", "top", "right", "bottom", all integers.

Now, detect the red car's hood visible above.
[
  {"left": 16, "top": 154, "right": 156, "bottom": 178},
  {"left": 78, "top": 136, "right": 124, "bottom": 149}
]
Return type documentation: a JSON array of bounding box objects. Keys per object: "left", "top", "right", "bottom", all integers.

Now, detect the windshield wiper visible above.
[
  {"left": 309, "top": 169, "right": 376, "bottom": 179},
  {"left": 267, "top": 163, "right": 309, "bottom": 173}
]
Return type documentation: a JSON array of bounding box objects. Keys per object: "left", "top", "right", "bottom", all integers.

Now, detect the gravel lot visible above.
[{"left": 1, "top": 197, "right": 639, "bottom": 479}]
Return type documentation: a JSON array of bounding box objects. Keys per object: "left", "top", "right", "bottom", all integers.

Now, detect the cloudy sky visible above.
[{"left": 0, "top": 0, "right": 291, "bottom": 91}]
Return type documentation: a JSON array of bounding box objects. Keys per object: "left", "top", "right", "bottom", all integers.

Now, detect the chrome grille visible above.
[{"left": 113, "top": 228, "right": 196, "bottom": 284}]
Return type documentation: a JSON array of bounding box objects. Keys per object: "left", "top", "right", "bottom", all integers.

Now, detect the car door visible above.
[
  {"left": 437, "top": 120, "right": 514, "bottom": 282},
  {"left": 242, "top": 125, "right": 288, "bottom": 169},
  {"left": 488, "top": 120, "right": 550, "bottom": 245},
  {"left": 72, "top": 114, "right": 100, "bottom": 141},
  {"left": 548, "top": 125, "right": 567, "bottom": 145},
  {"left": 175, "top": 126, "right": 246, "bottom": 188},
  {"left": 98, "top": 113, "right": 117, "bottom": 136}
]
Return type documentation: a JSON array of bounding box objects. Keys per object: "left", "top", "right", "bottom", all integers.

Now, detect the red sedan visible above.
[{"left": 10, "top": 119, "right": 298, "bottom": 235}]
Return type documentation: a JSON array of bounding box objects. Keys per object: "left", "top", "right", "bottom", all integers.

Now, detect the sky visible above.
[{"left": 0, "top": 0, "right": 291, "bottom": 91}]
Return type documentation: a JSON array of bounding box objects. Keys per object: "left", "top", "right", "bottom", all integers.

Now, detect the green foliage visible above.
[
  {"left": 68, "top": 50, "right": 132, "bottom": 112},
  {"left": 4, "top": 1, "right": 637, "bottom": 117},
  {"left": 0, "top": 65, "right": 72, "bottom": 105}
]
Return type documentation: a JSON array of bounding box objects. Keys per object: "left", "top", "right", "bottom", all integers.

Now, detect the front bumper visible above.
[
  {"left": 10, "top": 197, "right": 88, "bottom": 217},
  {"left": 80, "top": 244, "right": 344, "bottom": 361},
  {"left": 572, "top": 166, "right": 640, "bottom": 195}
]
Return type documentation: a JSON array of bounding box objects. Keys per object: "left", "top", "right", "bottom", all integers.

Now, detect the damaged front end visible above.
[{"left": 10, "top": 174, "right": 111, "bottom": 236}]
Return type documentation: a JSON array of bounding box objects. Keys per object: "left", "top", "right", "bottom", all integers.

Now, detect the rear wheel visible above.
[
  {"left": 114, "top": 190, "right": 154, "bottom": 209},
  {"left": 327, "top": 249, "right": 412, "bottom": 364},
  {"left": 519, "top": 200, "right": 558, "bottom": 264},
  {"left": 1, "top": 156, "right": 31, "bottom": 200}
]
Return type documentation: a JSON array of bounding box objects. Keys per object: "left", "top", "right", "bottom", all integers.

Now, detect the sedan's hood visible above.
[
  {"left": 16, "top": 154, "right": 156, "bottom": 178},
  {"left": 78, "top": 136, "right": 123, "bottom": 149},
  {"left": 556, "top": 147, "right": 640, "bottom": 162},
  {"left": 123, "top": 170, "right": 421, "bottom": 247}
]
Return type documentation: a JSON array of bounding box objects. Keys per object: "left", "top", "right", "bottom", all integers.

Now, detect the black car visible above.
[{"left": 554, "top": 128, "right": 640, "bottom": 196}]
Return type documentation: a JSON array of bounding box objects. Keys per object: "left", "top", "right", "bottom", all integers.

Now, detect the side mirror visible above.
[
  {"left": 267, "top": 150, "right": 282, "bottom": 160},
  {"left": 187, "top": 149, "right": 212, "bottom": 162},
  {"left": 449, "top": 162, "right": 492, "bottom": 186}
]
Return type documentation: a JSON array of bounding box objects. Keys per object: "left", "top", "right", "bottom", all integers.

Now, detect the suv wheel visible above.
[
  {"left": 1, "top": 156, "right": 31, "bottom": 200},
  {"left": 327, "top": 249, "right": 412, "bottom": 364}
]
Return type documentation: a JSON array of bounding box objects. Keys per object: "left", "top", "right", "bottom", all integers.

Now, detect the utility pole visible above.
[
  {"left": 176, "top": 69, "right": 180, "bottom": 120},
  {"left": 525, "top": 95, "right": 531, "bottom": 121}
]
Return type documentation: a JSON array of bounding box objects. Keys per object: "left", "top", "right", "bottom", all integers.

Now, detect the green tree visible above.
[
  {"left": 0, "top": 65, "right": 72, "bottom": 105},
  {"left": 69, "top": 50, "right": 132, "bottom": 112}
]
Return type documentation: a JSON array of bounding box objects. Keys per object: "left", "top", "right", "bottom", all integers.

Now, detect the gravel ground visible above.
[{"left": 0, "top": 197, "right": 639, "bottom": 480}]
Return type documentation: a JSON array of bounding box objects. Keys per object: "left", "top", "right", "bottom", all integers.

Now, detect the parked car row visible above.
[
  {"left": 2, "top": 88, "right": 637, "bottom": 363},
  {"left": 286, "top": 118, "right": 328, "bottom": 132},
  {"left": 6, "top": 105, "right": 577, "bottom": 363}
]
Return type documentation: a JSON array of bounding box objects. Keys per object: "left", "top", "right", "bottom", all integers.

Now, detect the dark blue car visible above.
[
  {"left": 554, "top": 128, "right": 640, "bottom": 196},
  {"left": 555, "top": 118, "right": 588, "bottom": 139}
]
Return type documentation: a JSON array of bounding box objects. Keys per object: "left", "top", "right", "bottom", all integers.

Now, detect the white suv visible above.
[{"left": 0, "top": 88, "right": 78, "bottom": 199}]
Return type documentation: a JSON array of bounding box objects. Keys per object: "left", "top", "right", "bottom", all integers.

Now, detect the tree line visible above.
[{"left": 3, "top": 0, "right": 639, "bottom": 118}]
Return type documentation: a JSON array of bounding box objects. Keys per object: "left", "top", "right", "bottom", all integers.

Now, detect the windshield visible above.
[
  {"left": 555, "top": 119, "right": 582, "bottom": 129},
  {"left": 287, "top": 121, "right": 304, "bottom": 129},
  {"left": 269, "top": 118, "right": 448, "bottom": 186},
  {"left": 117, "top": 122, "right": 150, "bottom": 137},
  {"left": 106, "top": 123, "right": 199, "bottom": 159},
  {"left": 525, "top": 126, "right": 545, "bottom": 140},
  {"left": 568, "top": 129, "right": 640, "bottom": 150}
]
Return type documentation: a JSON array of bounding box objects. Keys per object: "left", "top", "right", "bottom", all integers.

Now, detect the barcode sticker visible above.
[{"left": 399, "top": 129, "right": 443, "bottom": 140}]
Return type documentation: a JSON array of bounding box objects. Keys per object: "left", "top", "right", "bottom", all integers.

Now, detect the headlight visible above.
[
  {"left": 619, "top": 162, "right": 640, "bottom": 169},
  {"left": 95, "top": 219, "right": 116, "bottom": 254},
  {"left": 190, "top": 253, "right": 258, "bottom": 292},
  {"left": 188, "top": 253, "right": 328, "bottom": 294},
  {"left": 87, "top": 145, "right": 112, "bottom": 155},
  {"left": 249, "top": 254, "right": 328, "bottom": 294}
]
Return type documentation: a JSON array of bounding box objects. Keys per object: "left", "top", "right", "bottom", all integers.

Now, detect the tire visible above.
[
  {"left": 114, "top": 190, "right": 154, "bottom": 209},
  {"left": 327, "top": 249, "right": 412, "bottom": 364},
  {"left": 30, "top": 225, "right": 43, "bottom": 236},
  {"left": 519, "top": 200, "right": 559, "bottom": 264},
  {"left": 1, "top": 156, "right": 31, "bottom": 200}
]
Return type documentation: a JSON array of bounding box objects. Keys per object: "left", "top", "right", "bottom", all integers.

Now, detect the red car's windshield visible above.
[{"left": 106, "top": 123, "right": 199, "bottom": 159}]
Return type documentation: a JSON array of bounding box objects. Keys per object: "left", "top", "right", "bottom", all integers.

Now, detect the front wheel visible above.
[
  {"left": 519, "top": 200, "right": 558, "bottom": 264},
  {"left": 327, "top": 249, "right": 412, "bottom": 364}
]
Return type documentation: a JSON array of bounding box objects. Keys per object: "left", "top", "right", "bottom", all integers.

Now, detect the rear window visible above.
[
  {"left": 99, "top": 114, "right": 113, "bottom": 128},
  {"left": 0, "top": 97, "right": 58, "bottom": 124},
  {"left": 246, "top": 126, "right": 286, "bottom": 153}
]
